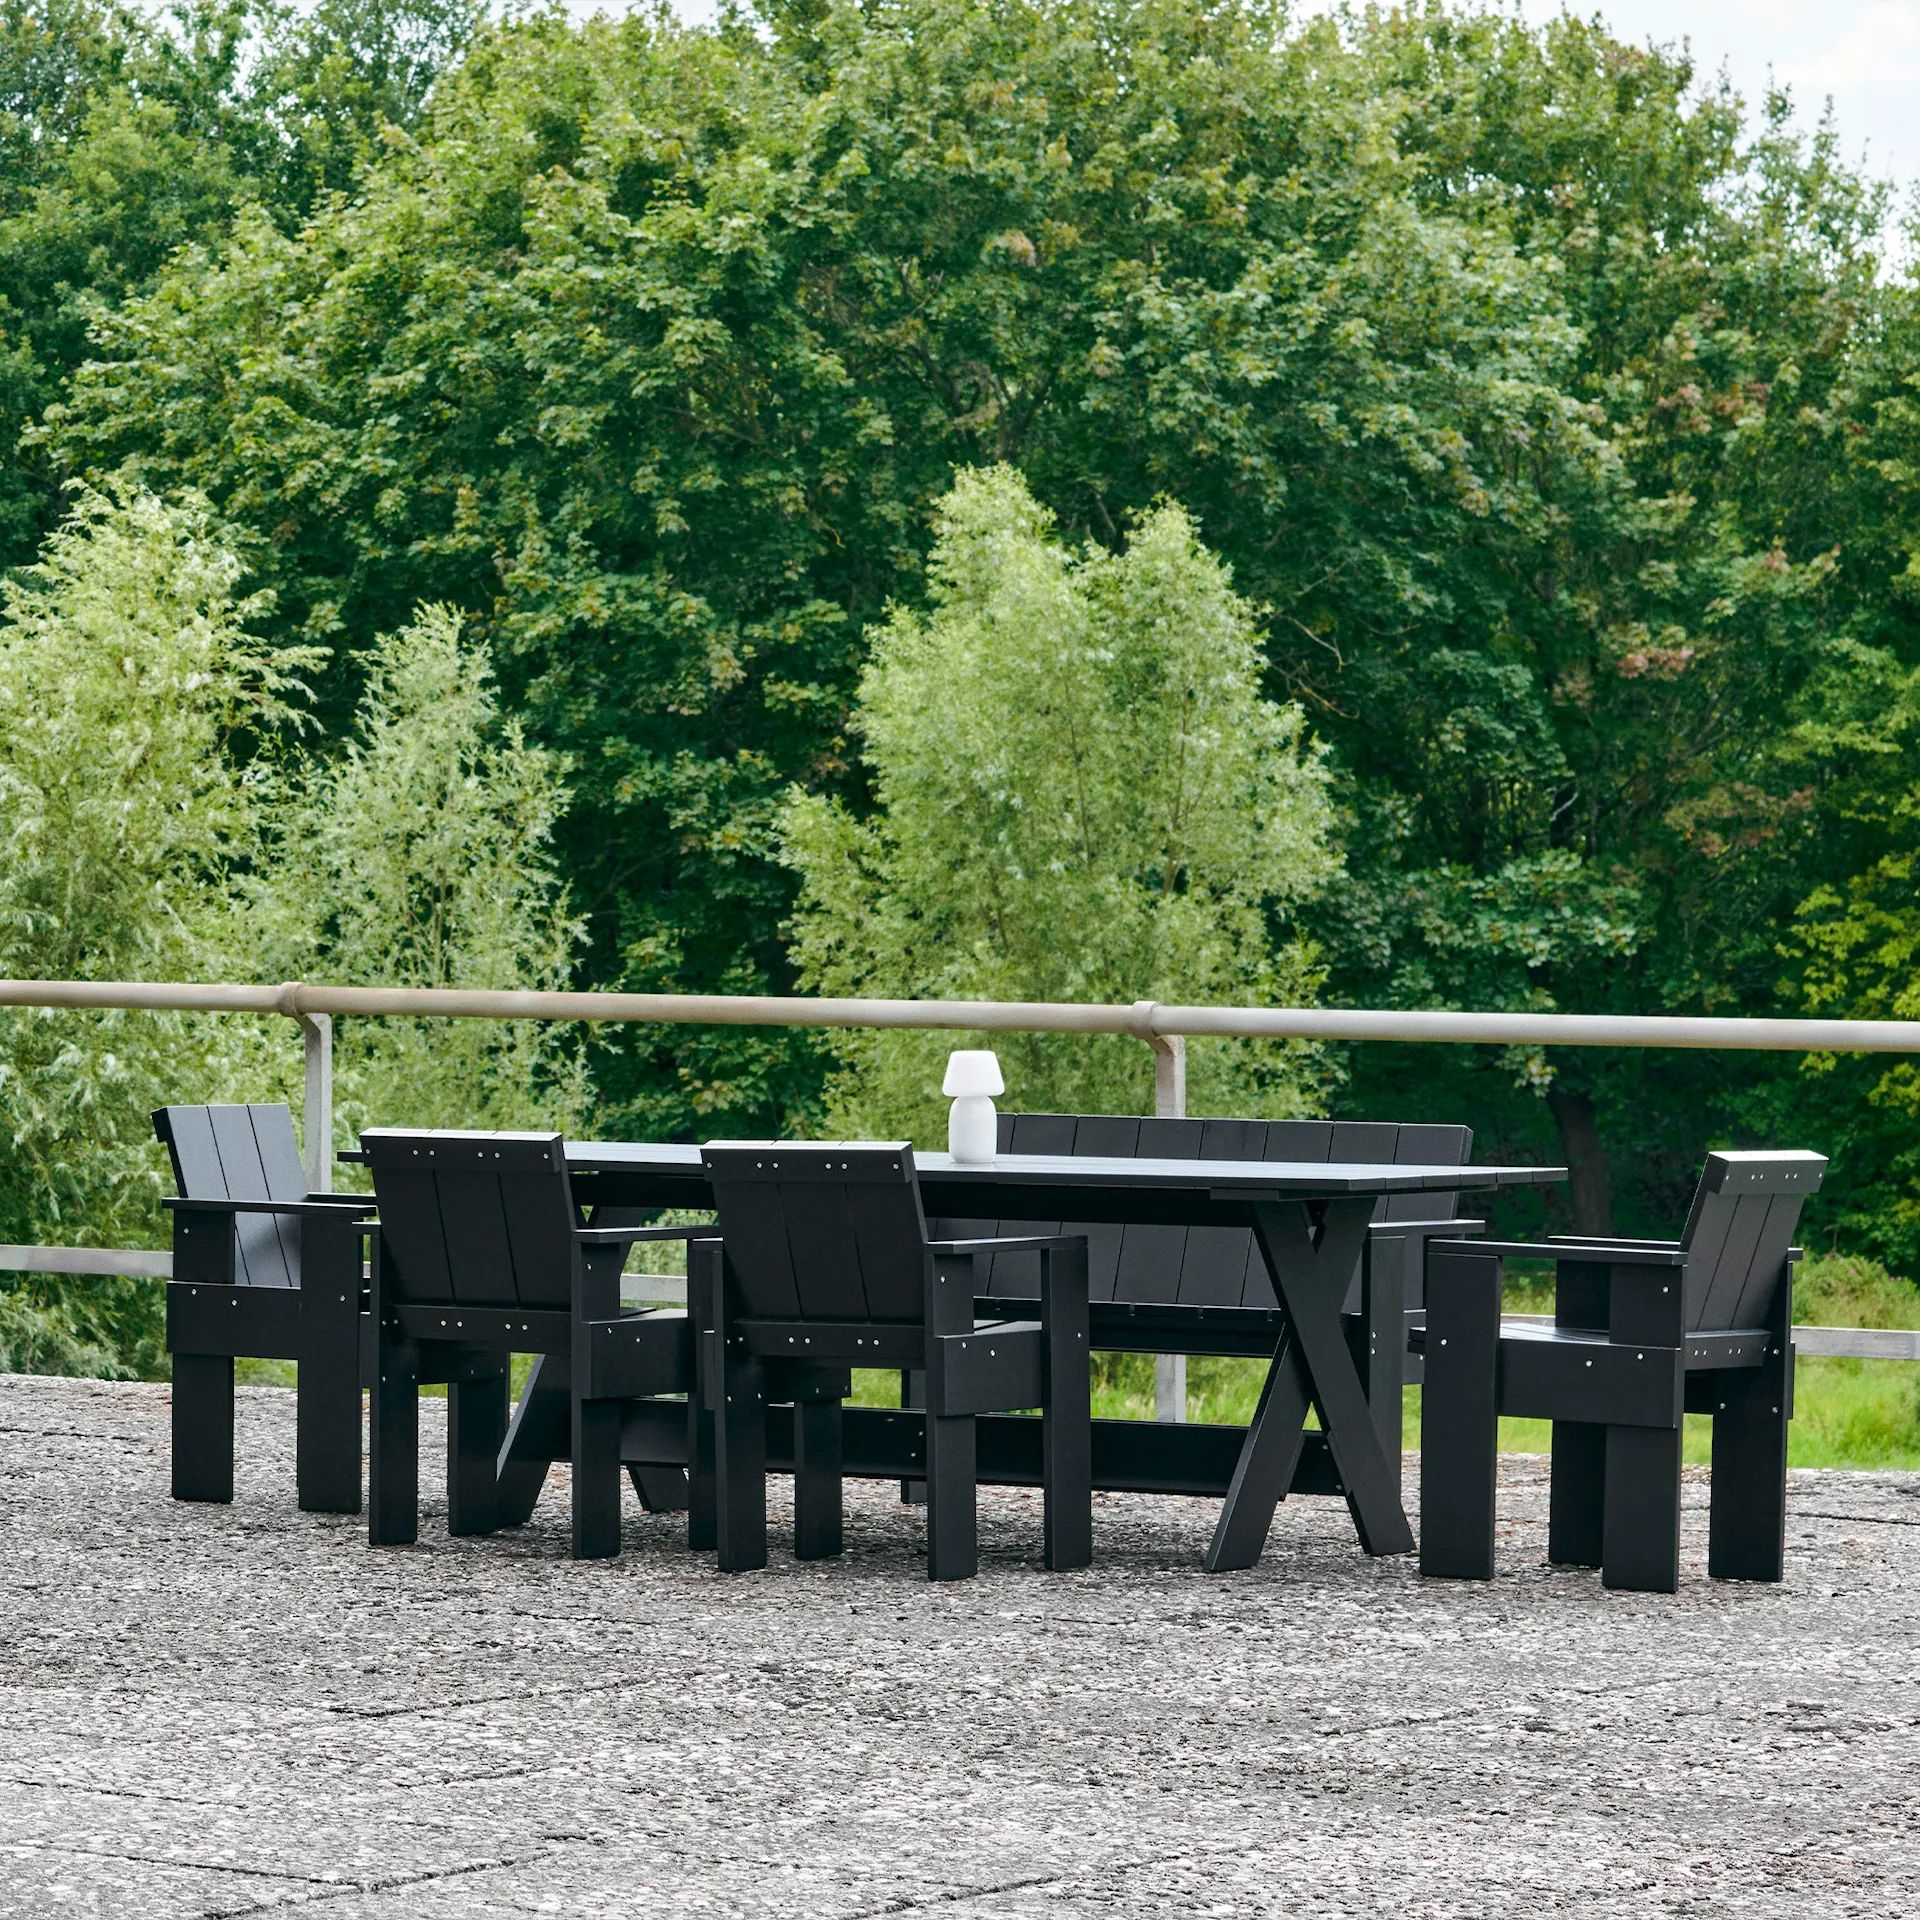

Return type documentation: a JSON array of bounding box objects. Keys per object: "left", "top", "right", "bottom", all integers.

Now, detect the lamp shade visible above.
[{"left": 942, "top": 1049, "right": 1005, "bottom": 1098}]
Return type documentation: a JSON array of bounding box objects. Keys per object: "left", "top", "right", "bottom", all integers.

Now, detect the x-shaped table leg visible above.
[{"left": 1204, "top": 1197, "right": 1415, "bottom": 1571}]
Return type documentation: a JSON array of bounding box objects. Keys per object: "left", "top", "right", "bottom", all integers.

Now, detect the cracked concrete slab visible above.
[{"left": 2, "top": 1374, "right": 1917, "bottom": 1917}]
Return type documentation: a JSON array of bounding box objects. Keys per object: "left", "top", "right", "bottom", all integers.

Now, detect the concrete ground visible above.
[{"left": 1, "top": 1375, "right": 1917, "bottom": 1919}]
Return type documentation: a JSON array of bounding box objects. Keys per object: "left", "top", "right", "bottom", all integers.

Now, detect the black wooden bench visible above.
[
  {"left": 156, "top": 1103, "right": 374, "bottom": 1512},
  {"left": 926, "top": 1112, "right": 1479, "bottom": 1471},
  {"left": 1420, "top": 1148, "right": 1826, "bottom": 1591}
]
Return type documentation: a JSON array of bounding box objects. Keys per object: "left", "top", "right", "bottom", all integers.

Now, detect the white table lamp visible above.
[{"left": 943, "top": 1050, "right": 1005, "bottom": 1164}]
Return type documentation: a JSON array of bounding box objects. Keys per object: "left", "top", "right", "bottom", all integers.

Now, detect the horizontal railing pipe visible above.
[{"left": 6, "top": 979, "right": 1920, "bottom": 1053}]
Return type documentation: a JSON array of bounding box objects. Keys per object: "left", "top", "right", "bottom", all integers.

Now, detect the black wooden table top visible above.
[{"left": 555, "top": 1140, "right": 1564, "bottom": 1198}]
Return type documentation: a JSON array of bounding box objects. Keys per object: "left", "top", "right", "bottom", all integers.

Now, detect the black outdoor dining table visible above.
[{"left": 557, "top": 1142, "right": 1566, "bottom": 1570}]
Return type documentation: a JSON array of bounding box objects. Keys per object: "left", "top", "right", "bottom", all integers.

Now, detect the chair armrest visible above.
[
  {"left": 164, "top": 1196, "right": 376, "bottom": 1218},
  {"left": 1371, "top": 1217, "right": 1485, "bottom": 1233},
  {"left": 927, "top": 1234, "right": 1086, "bottom": 1257},
  {"left": 1435, "top": 1236, "right": 1687, "bottom": 1267},
  {"left": 1547, "top": 1234, "right": 1681, "bottom": 1249},
  {"left": 575, "top": 1225, "right": 719, "bottom": 1247}
]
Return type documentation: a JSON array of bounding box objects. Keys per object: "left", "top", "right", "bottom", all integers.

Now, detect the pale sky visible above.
[{"left": 613, "top": 1, "right": 1920, "bottom": 200}]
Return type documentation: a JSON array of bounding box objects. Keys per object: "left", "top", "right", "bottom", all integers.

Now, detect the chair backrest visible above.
[
  {"left": 702, "top": 1142, "right": 929, "bottom": 1322},
  {"left": 1678, "top": 1150, "right": 1826, "bottom": 1332},
  {"left": 154, "top": 1103, "right": 308, "bottom": 1289},
  {"left": 362, "top": 1129, "right": 580, "bottom": 1311},
  {"left": 936, "top": 1113, "right": 1474, "bottom": 1310}
]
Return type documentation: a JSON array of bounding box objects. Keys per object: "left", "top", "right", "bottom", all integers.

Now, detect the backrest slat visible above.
[
  {"left": 156, "top": 1106, "right": 228, "bottom": 1201},
  {"left": 249, "top": 1105, "right": 309, "bottom": 1203},
  {"left": 208, "top": 1105, "right": 296, "bottom": 1289},
  {"left": 781, "top": 1179, "right": 873, "bottom": 1319},
  {"left": 1382, "top": 1124, "right": 1472, "bottom": 1221},
  {"left": 1112, "top": 1121, "right": 1198, "bottom": 1305}
]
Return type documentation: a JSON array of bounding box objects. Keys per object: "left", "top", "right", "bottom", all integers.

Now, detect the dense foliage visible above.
[
  {"left": 7, "top": 0, "right": 1920, "bottom": 1276},
  {"left": 782, "top": 464, "right": 1335, "bottom": 1131},
  {"left": 0, "top": 485, "right": 586, "bottom": 1372}
]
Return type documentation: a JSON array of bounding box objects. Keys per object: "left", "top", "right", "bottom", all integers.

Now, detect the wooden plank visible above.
[
  {"left": 499, "top": 1161, "right": 575, "bottom": 1309},
  {"left": 156, "top": 1106, "right": 226, "bottom": 1201},
  {"left": 208, "top": 1105, "right": 295, "bottom": 1289},
  {"left": 844, "top": 1175, "right": 928, "bottom": 1321},
  {"left": 247, "top": 1104, "right": 308, "bottom": 1202},
  {"left": 437, "top": 1165, "right": 520, "bottom": 1307}
]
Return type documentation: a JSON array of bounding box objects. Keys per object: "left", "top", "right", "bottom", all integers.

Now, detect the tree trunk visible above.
[{"left": 1546, "top": 1085, "right": 1614, "bottom": 1238}]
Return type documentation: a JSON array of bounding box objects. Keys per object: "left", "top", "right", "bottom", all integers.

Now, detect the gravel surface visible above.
[{"left": 2, "top": 1372, "right": 1917, "bottom": 1918}]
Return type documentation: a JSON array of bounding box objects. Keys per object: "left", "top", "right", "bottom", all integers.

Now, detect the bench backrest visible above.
[
  {"left": 703, "top": 1142, "right": 929, "bottom": 1322},
  {"left": 362, "top": 1129, "right": 580, "bottom": 1310},
  {"left": 1680, "top": 1150, "right": 1826, "bottom": 1332},
  {"left": 934, "top": 1113, "right": 1473, "bottom": 1309},
  {"left": 154, "top": 1103, "right": 308, "bottom": 1289}
]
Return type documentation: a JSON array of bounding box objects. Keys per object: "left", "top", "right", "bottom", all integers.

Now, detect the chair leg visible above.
[
  {"left": 1418, "top": 1246, "right": 1501, "bottom": 1579},
  {"left": 925, "top": 1412, "right": 978, "bottom": 1580},
  {"left": 1548, "top": 1421, "right": 1606, "bottom": 1567},
  {"left": 715, "top": 1350, "right": 768, "bottom": 1573},
  {"left": 1708, "top": 1360, "right": 1790, "bottom": 1582},
  {"left": 793, "top": 1397, "right": 844, "bottom": 1561},
  {"left": 571, "top": 1393, "right": 624, "bottom": 1560},
  {"left": 448, "top": 1366, "right": 507, "bottom": 1537},
  {"left": 369, "top": 1337, "right": 420, "bottom": 1546},
  {"left": 1602, "top": 1423, "right": 1682, "bottom": 1593},
  {"left": 296, "top": 1214, "right": 365, "bottom": 1515},
  {"left": 171, "top": 1353, "right": 235, "bottom": 1504}
]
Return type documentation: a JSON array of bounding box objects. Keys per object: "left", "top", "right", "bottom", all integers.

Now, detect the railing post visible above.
[
  {"left": 280, "top": 983, "right": 333, "bottom": 1193},
  {"left": 1133, "top": 1004, "right": 1188, "bottom": 1420}
]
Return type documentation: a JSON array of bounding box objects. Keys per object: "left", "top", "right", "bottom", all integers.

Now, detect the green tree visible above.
[
  {"left": 780, "top": 466, "right": 1335, "bottom": 1136},
  {"left": 0, "top": 478, "right": 316, "bottom": 1370},
  {"left": 247, "top": 601, "right": 591, "bottom": 1140}
]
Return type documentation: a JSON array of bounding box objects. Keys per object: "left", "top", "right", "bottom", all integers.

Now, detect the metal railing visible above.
[{"left": 4, "top": 976, "right": 1919, "bottom": 1385}]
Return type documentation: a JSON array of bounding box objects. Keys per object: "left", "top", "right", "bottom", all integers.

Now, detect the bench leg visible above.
[
  {"left": 925, "top": 1412, "right": 978, "bottom": 1580},
  {"left": 171, "top": 1353, "right": 234, "bottom": 1504},
  {"left": 688, "top": 1395, "right": 717, "bottom": 1551},
  {"left": 1708, "top": 1358, "right": 1790, "bottom": 1582},
  {"left": 496, "top": 1353, "right": 566, "bottom": 1526},
  {"left": 448, "top": 1367, "right": 507, "bottom": 1537},
  {"left": 898, "top": 1368, "right": 927, "bottom": 1504},
  {"left": 1548, "top": 1421, "right": 1606, "bottom": 1567},
  {"left": 571, "top": 1394, "right": 624, "bottom": 1560},
  {"left": 715, "top": 1350, "right": 768, "bottom": 1573},
  {"left": 369, "top": 1336, "right": 420, "bottom": 1547},
  {"left": 628, "top": 1463, "right": 691, "bottom": 1513},
  {"left": 1602, "top": 1423, "right": 1682, "bottom": 1593},
  {"left": 1418, "top": 1246, "right": 1501, "bottom": 1579}
]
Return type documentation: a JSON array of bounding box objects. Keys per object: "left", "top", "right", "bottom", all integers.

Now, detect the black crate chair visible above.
[
  {"left": 156, "top": 1103, "right": 376, "bottom": 1512},
  {"left": 700, "top": 1141, "right": 1092, "bottom": 1581},
  {"left": 361, "top": 1128, "right": 704, "bottom": 1560},
  {"left": 1419, "top": 1149, "right": 1826, "bottom": 1592},
  {"left": 927, "top": 1114, "right": 1481, "bottom": 1476}
]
